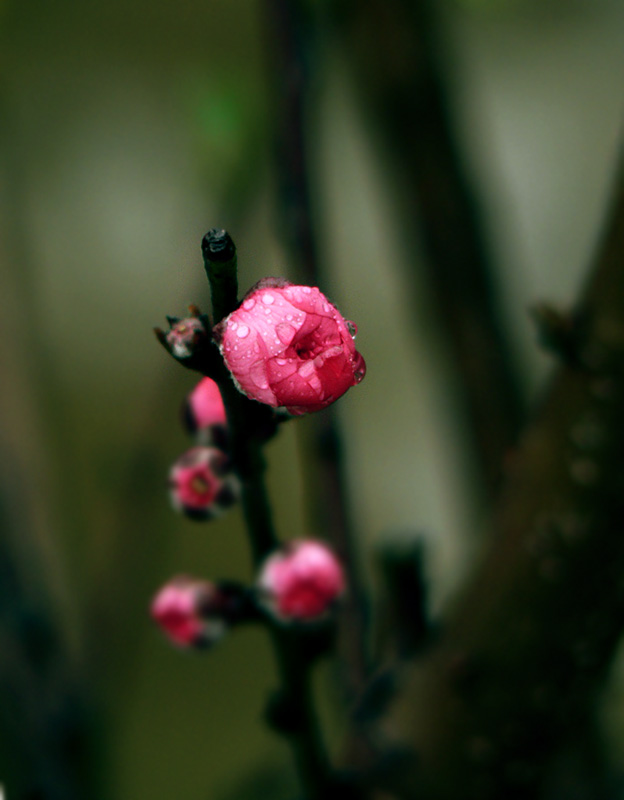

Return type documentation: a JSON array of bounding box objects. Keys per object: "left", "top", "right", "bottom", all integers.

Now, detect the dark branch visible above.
[
  {"left": 370, "top": 149, "right": 624, "bottom": 800},
  {"left": 333, "top": 0, "right": 525, "bottom": 496}
]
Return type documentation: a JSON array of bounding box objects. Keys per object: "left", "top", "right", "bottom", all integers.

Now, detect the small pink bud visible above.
[
  {"left": 184, "top": 377, "right": 228, "bottom": 445},
  {"left": 169, "top": 446, "right": 238, "bottom": 520},
  {"left": 151, "top": 576, "right": 228, "bottom": 648},
  {"left": 257, "top": 540, "right": 346, "bottom": 622},
  {"left": 155, "top": 308, "right": 212, "bottom": 370},
  {"left": 215, "top": 281, "right": 366, "bottom": 415}
]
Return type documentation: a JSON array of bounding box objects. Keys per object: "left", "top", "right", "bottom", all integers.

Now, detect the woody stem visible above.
[{"left": 202, "top": 230, "right": 342, "bottom": 799}]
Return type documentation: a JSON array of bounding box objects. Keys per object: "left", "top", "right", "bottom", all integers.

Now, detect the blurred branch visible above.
[
  {"left": 0, "top": 96, "right": 96, "bottom": 800},
  {"left": 374, "top": 539, "right": 431, "bottom": 662},
  {"left": 366, "top": 148, "right": 624, "bottom": 799},
  {"left": 264, "top": 0, "right": 371, "bottom": 700},
  {"left": 333, "top": 0, "right": 524, "bottom": 496}
]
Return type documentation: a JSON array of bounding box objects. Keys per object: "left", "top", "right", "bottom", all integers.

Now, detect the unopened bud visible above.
[
  {"left": 169, "top": 446, "right": 238, "bottom": 520},
  {"left": 183, "top": 377, "right": 228, "bottom": 447},
  {"left": 215, "top": 281, "right": 365, "bottom": 414},
  {"left": 155, "top": 307, "right": 212, "bottom": 371},
  {"left": 151, "top": 576, "right": 240, "bottom": 649},
  {"left": 257, "top": 540, "right": 345, "bottom": 622}
]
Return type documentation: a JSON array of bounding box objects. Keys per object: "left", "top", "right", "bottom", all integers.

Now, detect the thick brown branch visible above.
[{"left": 371, "top": 152, "right": 624, "bottom": 799}]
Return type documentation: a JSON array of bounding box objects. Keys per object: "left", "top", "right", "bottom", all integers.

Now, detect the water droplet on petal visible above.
[
  {"left": 286, "top": 314, "right": 293, "bottom": 321},
  {"left": 243, "top": 298, "right": 256, "bottom": 310},
  {"left": 302, "top": 287, "right": 311, "bottom": 294},
  {"left": 262, "top": 293, "right": 275, "bottom": 305},
  {"left": 352, "top": 353, "right": 366, "bottom": 384},
  {"left": 236, "top": 324, "right": 250, "bottom": 339},
  {"left": 346, "top": 320, "right": 358, "bottom": 338},
  {"left": 230, "top": 321, "right": 238, "bottom": 331},
  {"left": 276, "top": 358, "right": 287, "bottom": 366}
]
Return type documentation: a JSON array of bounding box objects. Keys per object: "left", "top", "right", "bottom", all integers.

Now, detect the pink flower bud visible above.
[
  {"left": 169, "top": 446, "right": 238, "bottom": 520},
  {"left": 215, "top": 280, "right": 366, "bottom": 415},
  {"left": 184, "top": 377, "right": 227, "bottom": 445},
  {"left": 151, "top": 576, "right": 227, "bottom": 648},
  {"left": 257, "top": 540, "right": 346, "bottom": 622}
]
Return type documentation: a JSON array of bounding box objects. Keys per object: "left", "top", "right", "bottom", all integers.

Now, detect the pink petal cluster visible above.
[
  {"left": 257, "top": 540, "right": 345, "bottom": 622},
  {"left": 216, "top": 281, "right": 365, "bottom": 415},
  {"left": 151, "top": 576, "right": 226, "bottom": 648},
  {"left": 169, "top": 446, "right": 238, "bottom": 520}
]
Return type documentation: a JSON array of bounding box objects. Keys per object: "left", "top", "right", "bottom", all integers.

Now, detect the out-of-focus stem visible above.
[
  {"left": 334, "top": 0, "right": 524, "bottom": 496},
  {"left": 264, "top": 0, "right": 371, "bottom": 700}
]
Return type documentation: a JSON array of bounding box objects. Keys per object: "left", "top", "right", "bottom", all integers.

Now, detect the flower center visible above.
[{"left": 190, "top": 474, "right": 212, "bottom": 497}]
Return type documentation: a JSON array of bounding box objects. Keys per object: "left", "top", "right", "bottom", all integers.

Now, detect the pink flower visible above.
[
  {"left": 169, "top": 446, "right": 238, "bottom": 520},
  {"left": 151, "top": 576, "right": 227, "bottom": 648},
  {"left": 215, "top": 280, "right": 365, "bottom": 415},
  {"left": 257, "top": 540, "right": 346, "bottom": 622},
  {"left": 184, "top": 377, "right": 227, "bottom": 444}
]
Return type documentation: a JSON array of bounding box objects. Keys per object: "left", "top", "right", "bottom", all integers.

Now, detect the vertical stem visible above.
[
  {"left": 264, "top": 0, "right": 370, "bottom": 699},
  {"left": 202, "top": 232, "right": 338, "bottom": 798},
  {"left": 270, "top": 629, "right": 333, "bottom": 800},
  {"left": 201, "top": 228, "right": 239, "bottom": 325}
]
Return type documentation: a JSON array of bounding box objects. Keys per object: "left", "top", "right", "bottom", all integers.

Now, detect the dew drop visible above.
[
  {"left": 243, "top": 298, "right": 255, "bottom": 310},
  {"left": 262, "top": 293, "right": 275, "bottom": 305},
  {"left": 276, "top": 358, "right": 287, "bottom": 366},
  {"left": 352, "top": 353, "right": 366, "bottom": 383},
  {"left": 236, "top": 324, "right": 250, "bottom": 339},
  {"left": 346, "top": 320, "right": 358, "bottom": 338},
  {"left": 230, "top": 321, "right": 238, "bottom": 331},
  {"left": 286, "top": 314, "right": 293, "bottom": 321},
  {"left": 302, "top": 286, "right": 311, "bottom": 293}
]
